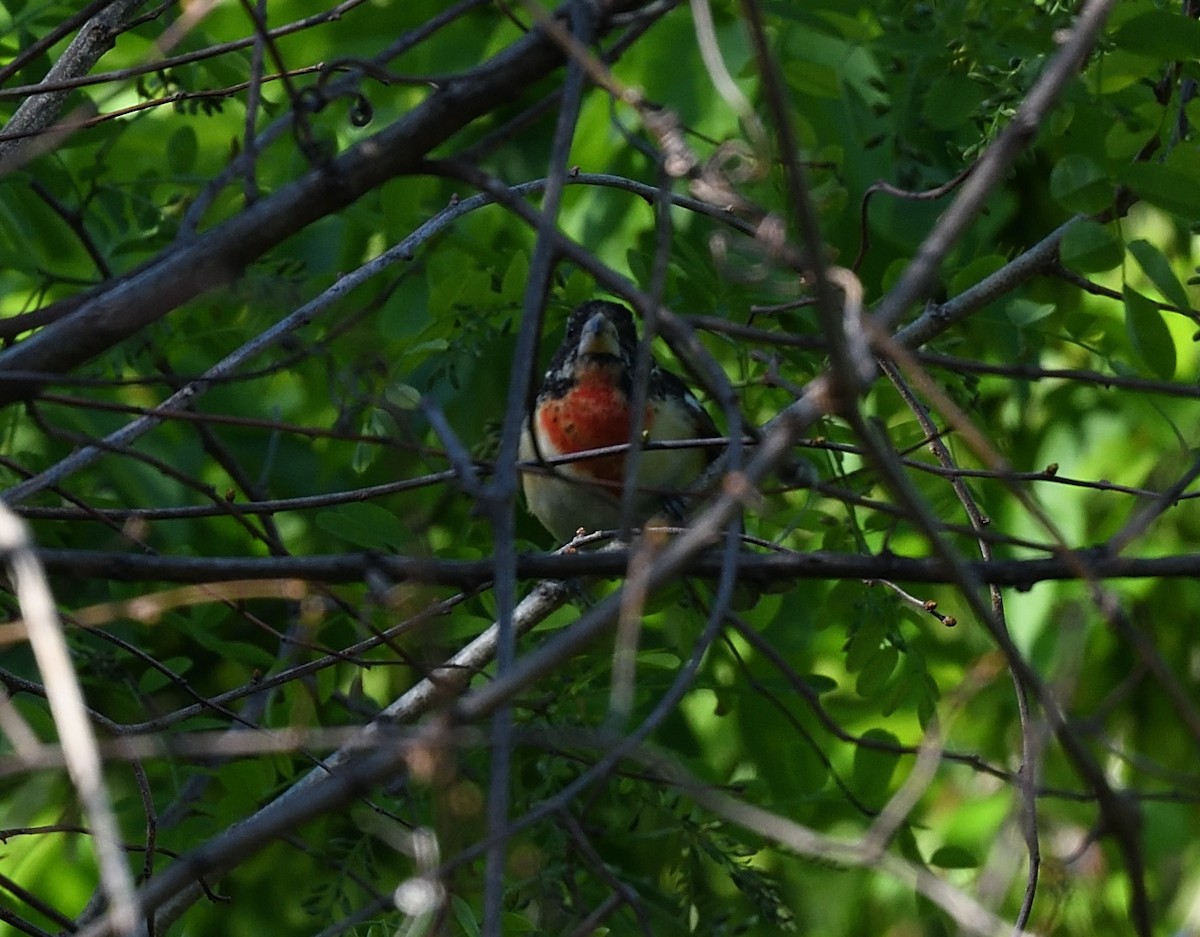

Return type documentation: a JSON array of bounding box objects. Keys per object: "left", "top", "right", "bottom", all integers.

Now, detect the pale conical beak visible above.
[{"left": 577, "top": 312, "right": 621, "bottom": 357}]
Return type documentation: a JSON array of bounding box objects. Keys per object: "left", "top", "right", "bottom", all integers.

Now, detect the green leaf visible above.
[
  {"left": 166, "top": 126, "right": 198, "bottom": 175},
  {"left": 751, "top": 731, "right": 830, "bottom": 798},
  {"left": 812, "top": 9, "right": 883, "bottom": 42},
  {"left": 138, "top": 656, "right": 193, "bottom": 694},
  {"left": 1124, "top": 287, "right": 1176, "bottom": 380},
  {"left": 1128, "top": 239, "right": 1192, "bottom": 311},
  {"left": 403, "top": 339, "right": 450, "bottom": 358},
  {"left": 1105, "top": 117, "right": 1152, "bottom": 163},
  {"left": 949, "top": 254, "right": 1006, "bottom": 298},
  {"left": 852, "top": 728, "right": 901, "bottom": 808},
  {"left": 1004, "top": 298, "right": 1055, "bottom": 327},
  {"left": 784, "top": 60, "right": 841, "bottom": 99},
  {"left": 803, "top": 673, "right": 839, "bottom": 694},
  {"left": 502, "top": 912, "right": 537, "bottom": 933},
  {"left": 844, "top": 620, "right": 886, "bottom": 672},
  {"left": 387, "top": 383, "right": 421, "bottom": 409},
  {"left": 379, "top": 277, "right": 432, "bottom": 340},
  {"left": 1090, "top": 49, "right": 1157, "bottom": 95},
  {"left": 929, "top": 845, "right": 980, "bottom": 869},
  {"left": 428, "top": 252, "right": 491, "bottom": 315},
  {"left": 187, "top": 634, "right": 277, "bottom": 669},
  {"left": 1059, "top": 220, "right": 1123, "bottom": 273},
  {"left": 316, "top": 502, "right": 408, "bottom": 551},
  {"left": 1112, "top": 11, "right": 1200, "bottom": 61},
  {"left": 1049, "top": 153, "right": 1112, "bottom": 214},
  {"left": 452, "top": 897, "right": 480, "bottom": 937},
  {"left": 626, "top": 248, "right": 651, "bottom": 288},
  {"left": 353, "top": 407, "right": 389, "bottom": 473},
  {"left": 896, "top": 825, "right": 926, "bottom": 866},
  {"left": 215, "top": 760, "right": 278, "bottom": 818},
  {"left": 855, "top": 645, "right": 898, "bottom": 696},
  {"left": 562, "top": 268, "right": 593, "bottom": 307},
  {"left": 921, "top": 74, "right": 988, "bottom": 131},
  {"left": 1121, "top": 163, "right": 1200, "bottom": 220},
  {"left": 637, "top": 650, "right": 683, "bottom": 669},
  {"left": 501, "top": 250, "right": 529, "bottom": 303},
  {"left": 316, "top": 663, "right": 339, "bottom": 705}
]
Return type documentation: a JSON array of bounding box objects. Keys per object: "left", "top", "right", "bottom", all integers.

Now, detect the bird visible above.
[{"left": 519, "top": 300, "right": 720, "bottom": 542}]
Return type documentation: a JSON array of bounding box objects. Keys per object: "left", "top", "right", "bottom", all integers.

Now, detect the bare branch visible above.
[{"left": 0, "top": 504, "right": 144, "bottom": 936}]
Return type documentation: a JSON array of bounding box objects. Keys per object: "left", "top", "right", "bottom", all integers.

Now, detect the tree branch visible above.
[{"left": 0, "top": 0, "right": 653, "bottom": 405}]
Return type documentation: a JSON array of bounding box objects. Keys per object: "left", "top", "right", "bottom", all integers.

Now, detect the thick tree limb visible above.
[{"left": 23, "top": 544, "right": 1200, "bottom": 588}]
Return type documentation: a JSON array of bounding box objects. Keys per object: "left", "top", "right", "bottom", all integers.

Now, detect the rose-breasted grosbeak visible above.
[{"left": 519, "top": 300, "right": 719, "bottom": 541}]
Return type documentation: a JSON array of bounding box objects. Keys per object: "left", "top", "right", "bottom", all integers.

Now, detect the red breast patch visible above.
[{"left": 537, "top": 371, "right": 651, "bottom": 482}]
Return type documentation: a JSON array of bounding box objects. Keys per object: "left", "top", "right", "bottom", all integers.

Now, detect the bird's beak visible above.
[{"left": 577, "top": 312, "right": 621, "bottom": 357}]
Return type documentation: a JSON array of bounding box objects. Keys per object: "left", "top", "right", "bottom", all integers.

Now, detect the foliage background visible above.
[{"left": 1, "top": 0, "right": 1199, "bottom": 935}]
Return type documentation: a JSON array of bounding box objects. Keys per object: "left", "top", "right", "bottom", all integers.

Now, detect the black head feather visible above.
[{"left": 541, "top": 300, "right": 639, "bottom": 396}]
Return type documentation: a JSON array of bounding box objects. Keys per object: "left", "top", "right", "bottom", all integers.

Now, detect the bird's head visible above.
[{"left": 546, "top": 301, "right": 639, "bottom": 390}]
